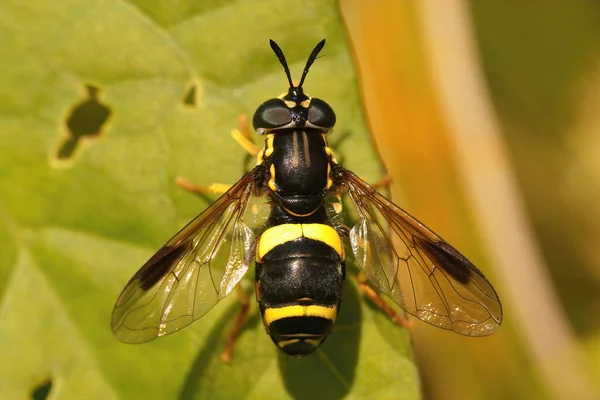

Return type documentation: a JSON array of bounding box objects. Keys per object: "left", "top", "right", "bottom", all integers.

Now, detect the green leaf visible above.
[{"left": 0, "top": 1, "right": 419, "bottom": 399}]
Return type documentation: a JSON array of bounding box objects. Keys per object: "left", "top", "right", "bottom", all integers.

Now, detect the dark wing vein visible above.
[
  {"left": 337, "top": 167, "right": 502, "bottom": 336},
  {"left": 111, "top": 167, "right": 264, "bottom": 343}
]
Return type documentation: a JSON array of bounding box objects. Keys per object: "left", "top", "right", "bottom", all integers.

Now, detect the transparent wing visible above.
[
  {"left": 112, "top": 167, "right": 267, "bottom": 343},
  {"left": 336, "top": 167, "right": 502, "bottom": 336}
]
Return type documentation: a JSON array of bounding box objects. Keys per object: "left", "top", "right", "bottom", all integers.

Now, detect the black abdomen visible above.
[{"left": 255, "top": 224, "right": 344, "bottom": 355}]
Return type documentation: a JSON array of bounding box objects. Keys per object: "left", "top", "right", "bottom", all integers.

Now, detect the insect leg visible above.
[
  {"left": 231, "top": 114, "right": 260, "bottom": 157},
  {"left": 175, "top": 115, "right": 259, "bottom": 194},
  {"left": 220, "top": 284, "right": 251, "bottom": 363},
  {"left": 370, "top": 174, "right": 393, "bottom": 190},
  {"left": 357, "top": 273, "right": 414, "bottom": 332},
  {"left": 175, "top": 177, "right": 231, "bottom": 194}
]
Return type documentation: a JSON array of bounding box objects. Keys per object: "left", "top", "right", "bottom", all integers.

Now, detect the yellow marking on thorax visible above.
[
  {"left": 321, "top": 133, "right": 337, "bottom": 164},
  {"left": 264, "top": 304, "right": 338, "bottom": 326},
  {"left": 268, "top": 164, "right": 277, "bottom": 191},
  {"left": 324, "top": 147, "right": 337, "bottom": 164},
  {"left": 257, "top": 223, "right": 344, "bottom": 262},
  {"left": 256, "top": 134, "right": 275, "bottom": 165},
  {"left": 264, "top": 134, "right": 274, "bottom": 157},
  {"left": 321, "top": 134, "right": 337, "bottom": 189},
  {"left": 255, "top": 148, "right": 265, "bottom": 165},
  {"left": 280, "top": 206, "right": 315, "bottom": 217},
  {"left": 326, "top": 163, "right": 332, "bottom": 190}
]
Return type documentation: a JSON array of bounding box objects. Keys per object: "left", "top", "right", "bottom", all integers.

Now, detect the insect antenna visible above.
[
  {"left": 269, "top": 39, "right": 294, "bottom": 88},
  {"left": 298, "top": 39, "right": 326, "bottom": 88},
  {"left": 269, "top": 39, "right": 326, "bottom": 89}
]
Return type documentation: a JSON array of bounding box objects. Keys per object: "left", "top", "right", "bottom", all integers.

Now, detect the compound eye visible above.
[
  {"left": 252, "top": 98, "right": 292, "bottom": 131},
  {"left": 307, "top": 98, "right": 336, "bottom": 129}
]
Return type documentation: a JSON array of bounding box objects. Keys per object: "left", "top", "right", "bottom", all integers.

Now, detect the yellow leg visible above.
[
  {"left": 176, "top": 115, "right": 258, "bottom": 192},
  {"left": 231, "top": 114, "right": 260, "bottom": 157},
  {"left": 220, "top": 285, "right": 251, "bottom": 363},
  {"left": 175, "top": 176, "right": 231, "bottom": 195},
  {"left": 357, "top": 273, "right": 414, "bottom": 332},
  {"left": 238, "top": 114, "right": 253, "bottom": 140},
  {"left": 371, "top": 174, "right": 393, "bottom": 190}
]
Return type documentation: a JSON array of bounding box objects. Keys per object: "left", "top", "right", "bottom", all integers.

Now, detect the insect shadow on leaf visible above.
[
  {"left": 177, "top": 292, "right": 263, "bottom": 400},
  {"left": 277, "top": 278, "right": 362, "bottom": 400}
]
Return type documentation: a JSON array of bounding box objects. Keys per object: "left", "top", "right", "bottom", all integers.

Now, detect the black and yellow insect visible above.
[{"left": 111, "top": 39, "right": 503, "bottom": 357}]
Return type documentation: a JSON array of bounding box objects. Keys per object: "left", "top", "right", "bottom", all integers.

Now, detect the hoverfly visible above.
[{"left": 112, "top": 39, "right": 502, "bottom": 357}]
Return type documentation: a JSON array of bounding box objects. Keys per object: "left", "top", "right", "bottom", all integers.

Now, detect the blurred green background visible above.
[{"left": 1, "top": 1, "right": 599, "bottom": 399}]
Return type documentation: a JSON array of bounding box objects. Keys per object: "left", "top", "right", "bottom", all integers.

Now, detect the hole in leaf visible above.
[
  {"left": 31, "top": 378, "right": 52, "bottom": 400},
  {"left": 56, "top": 84, "right": 111, "bottom": 160},
  {"left": 183, "top": 85, "right": 196, "bottom": 106}
]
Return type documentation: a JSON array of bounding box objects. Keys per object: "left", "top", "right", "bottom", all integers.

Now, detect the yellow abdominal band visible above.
[
  {"left": 264, "top": 305, "right": 338, "bottom": 326},
  {"left": 256, "top": 223, "right": 344, "bottom": 262}
]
